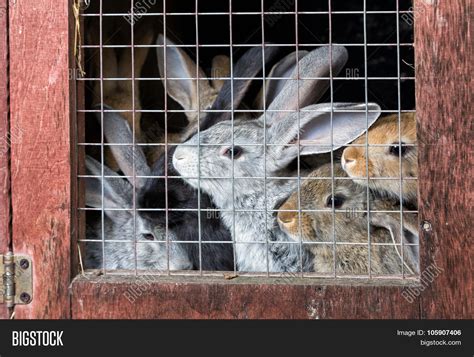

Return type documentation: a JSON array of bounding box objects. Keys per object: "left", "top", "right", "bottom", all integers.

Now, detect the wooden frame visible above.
[
  {"left": 1, "top": 0, "right": 472, "bottom": 319},
  {"left": 7, "top": 0, "right": 74, "bottom": 319},
  {"left": 0, "top": 0, "right": 10, "bottom": 320}
]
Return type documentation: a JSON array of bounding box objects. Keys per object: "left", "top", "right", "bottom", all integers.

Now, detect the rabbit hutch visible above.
[{"left": 0, "top": 0, "right": 470, "bottom": 319}]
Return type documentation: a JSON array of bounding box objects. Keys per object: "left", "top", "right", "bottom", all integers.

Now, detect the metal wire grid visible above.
[{"left": 78, "top": 0, "right": 418, "bottom": 279}]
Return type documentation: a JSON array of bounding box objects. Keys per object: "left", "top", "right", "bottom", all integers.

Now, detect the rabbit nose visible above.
[
  {"left": 278, "top": 211, "right": 296, "bottom": 225},
  {"left": 142, "top": 233, "right": 155, "bottom": 241},
  {"left": 341, "top": 155, "right": 355, "bottom": 169},
  {"left": 344, "top": 158, "right": 355, "bottom": 165}
]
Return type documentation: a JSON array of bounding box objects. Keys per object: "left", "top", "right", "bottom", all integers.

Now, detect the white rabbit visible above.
[{"left": 173, "top": 45, "right": 383, "bottom": 272}]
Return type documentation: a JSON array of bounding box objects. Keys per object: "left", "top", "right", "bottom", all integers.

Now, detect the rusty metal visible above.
[{"left": 0, "top": 253, "right": 33, "bottom": 306}]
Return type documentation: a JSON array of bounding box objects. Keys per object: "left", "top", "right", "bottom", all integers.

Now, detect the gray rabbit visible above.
[
  {"left": 173, "top": 46, "right": 383, "bottom": 272},
  {"left": 86, "top": 41, "right": 280, "bottom": 272},
  {"left": 85, "top": 110, "right": 192, "bottom": 270}
]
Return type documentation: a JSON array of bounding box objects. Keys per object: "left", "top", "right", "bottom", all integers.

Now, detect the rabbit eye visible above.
[
  {"left": 143, "top": 233, "right": 155, "bottom": 241},
  {"left": 389, "top": 142, "right": 408, "bottom": 157},
  {"left": 326, "top": 195, "right": 345, "bottom": 209},
  {"left": 223, "top": 146, "right": 243, "bottom": 159}
]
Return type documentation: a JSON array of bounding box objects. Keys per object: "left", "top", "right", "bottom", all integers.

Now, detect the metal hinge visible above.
[{"left": 0, "top": 252, "right": 33, "bottom": 307}]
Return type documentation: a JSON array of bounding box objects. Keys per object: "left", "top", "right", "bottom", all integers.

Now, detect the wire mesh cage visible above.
[{"left": 77, "top": 0, "right": 418, "bottom": 280}]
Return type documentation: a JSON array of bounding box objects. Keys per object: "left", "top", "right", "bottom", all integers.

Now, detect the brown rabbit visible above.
[
  {"left": 277, "top": 164, "right": 419, "bottom": 275},
  {"left": 211, "top": 55, "right": 231, "bottom": 92},
  {"left": 341, "top": 113, "right": 417, "bottom": 205},
  {"left": 88, "top": 29, "right": 230, "bottom": 167},
  {"left": 146, "top": 35, "right": 231, "bottom": 164},
  {"left": 88, "top": 22, "right": 155, "bottom": 170}
]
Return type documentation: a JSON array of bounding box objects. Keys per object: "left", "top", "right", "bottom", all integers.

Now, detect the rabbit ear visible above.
[
  {"left": 85, "top": 156, "right": 133, "bottom": 221},
  {"left": 370, "top": 213, "right": 419, "bottom": 274},
  {"left": 298, "top": 103, "right": 382, "bottom": 155},
  {"left": 117, "top": 26, "right": 154, "bottom": 92},
  {"left": 396, "top": 216, "right": 419, "bottom": 273},
  {"left": 266, "top": 46, "right": 348, "bottom": 123},
  {"left": 256, "top": 50, "right": 309, "bottom": 110},
  {"left": 211, "top": 55, "right": 231, "bottom": 92},
  {"left": 266, "top": 103, "right": 381, "bottom": 167},
  {"left": 200, "top": 45, "right": 281, "bottom": 131},
  {"left": 94, "top": 108, "right": 151, "bottom": 190},
  {"left": 87, "top": 19, "right": 118, "bottom": 100},
  {"left": 156, "top": 35, "right": 213, "bottom": 113}
]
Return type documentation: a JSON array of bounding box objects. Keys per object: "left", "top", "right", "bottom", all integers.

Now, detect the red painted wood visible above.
[
  {"left": 0, "top": 0, "right": 10, "bottom": 319},
  {"left": 71, "top": 275, "right": 421, "bottom": 319},
  {"left": 69, "top": 1, "right": 473, "bottom": 319},
  {"left": 415, "top": 0, "right": 473, "bottom": 318},
  {"left": 9, "top": 0, "right": 73, "bottom": 318},
  {"left": 2, "top": 0, "right": 469, "bottom": 319},
  {"left": 0, "top": 0, "right": 9, "bottom": 248}
]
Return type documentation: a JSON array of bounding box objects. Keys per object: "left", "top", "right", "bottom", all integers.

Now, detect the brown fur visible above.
[
  {"left": 211, "top": 55, "right": 231, "bottom": 92},
  {"left": 341, "top": 113, "right": 417, "bottom": 204},
  {"left": 89, "top": 22, "right": 154, "bottom": 170},
  {"left": 146, "top": 50, "right": 230, "bottom": 165},
  {"left": 277, "top": 164, "right": 418, "bottom": 275},
  {"left": 88, "top": 23, "right": 231, "bottom": 167}
]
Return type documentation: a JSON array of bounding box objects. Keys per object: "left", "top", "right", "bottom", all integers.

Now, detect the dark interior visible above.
[{"left": 83, "top": 0, "right": 415, "bottom": 146}]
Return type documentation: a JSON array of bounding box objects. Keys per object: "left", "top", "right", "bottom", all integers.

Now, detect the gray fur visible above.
[
  {"left": 85, "top": 110, "right": 192, "bottom": 270},
  {"left": 85, "top": 212, "right": 192, "bottom": 270},
  {"left": 173, "top": 46, "right": 383, "bottom": 272},
  {"left": 255, "top": 50, "right": 309, "bottom": 109}
]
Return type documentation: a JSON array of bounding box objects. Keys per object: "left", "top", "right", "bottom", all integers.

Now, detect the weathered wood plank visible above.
[
  {"left": 9, "top": 0, "right": 73, "bottom": 318},
  {"left": 0, "top": 0, "right": 10, "bottom": 319},
  {"left": 415, "top": 0, "right": 473, "bottom": 318},
  {"left": 2, "top": 0, "right": 467, "bottom": 320},
  {"left": 71, "top": 275, "right": 421, "bottom": 319}
]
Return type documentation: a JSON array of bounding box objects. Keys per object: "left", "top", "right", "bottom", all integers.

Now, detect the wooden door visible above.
[{"left": 0, "top": 0, "right": 471, "bottom": 319}]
